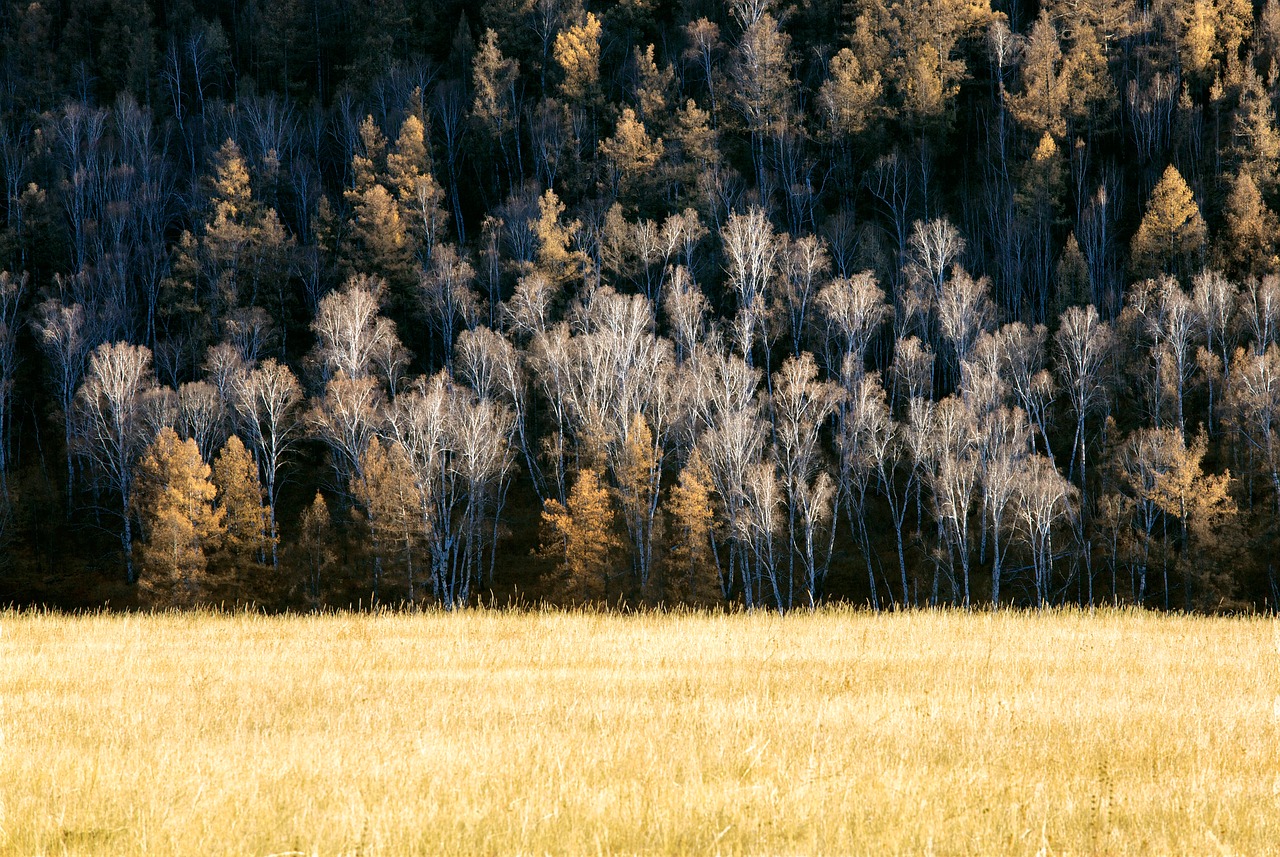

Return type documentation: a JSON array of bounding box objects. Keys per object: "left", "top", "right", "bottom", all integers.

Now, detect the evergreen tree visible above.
[
  {"left": 353, "top": 437, "right": 425, "bottom": 603},
  {"left": 212, "top": 435, "right": 274, "bottom": 577},
  {"left": 663, "top": 448, "right": 723, "bottom": 606},
  {"left": 554, "top": 11, "right": 603, "bottom": 109},
  {"left": 1229, "top": 66, "right": 1280, "bottom": 196},
  {"left": 1130, "top": 165, "right": 1206, "bottom": 280},
  {"left": 134, "top": 428, "right": 226, "bottom": 607},
  {"left": 1218, "top": 171, "right": 1279, "bottom": 280},
  {"left": 540, "top": 466, "right": 623, "bottom": 603},
  {"left": 295, "top": 491, "right": 336, "bottom": 606},
  {"left": 1011, "top": 12, "right": 1068, "bottom": 139}
]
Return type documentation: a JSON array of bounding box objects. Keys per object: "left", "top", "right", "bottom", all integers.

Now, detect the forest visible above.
[{"left": 0, "top": 0, "right": 1278, "bottom": 612}]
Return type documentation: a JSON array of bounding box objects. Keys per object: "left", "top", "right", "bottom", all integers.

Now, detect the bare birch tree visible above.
[
  {"left": 771, "top": 352, "right": 839, "bottom": 607},
  {"left": 776, "top": 234, "right": 830, "bottom": 356},
  {"left": 0, "top": 271, "right": 27, "bottom": 492},
  {"left": 177, "top": 381, "right": 223, "bottom": 463},
  {"left": 311, "top": 274, "right": 404, "bottom": 385},
  {"left": 975, "top": 406, "right": 1030, "bottom": 607},
  {"left": 33, "top": 298, "right": 91, "bottom": 501},
  {"left": 233, "top": 358, "right": 302, "bottom": 567},
  {"left": 721, "top": 207, "right": 779, "bottom": 370},
  {"left": 1016, "top": 454, "right": 1076, "bottom": 608},
  {"left": 816, "top": 271, "right": 889, "bottom": 385},
  {"left": 1055, "top": 304, "right": 1113, "bottom": 488},
  {"left": 77, "top": 341, "right": 158, "bottom": 582}
]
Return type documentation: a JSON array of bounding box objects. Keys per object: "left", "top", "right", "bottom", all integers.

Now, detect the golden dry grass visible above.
[{"left": 0, "top": 608, "right": 1277, "bottom": 856}]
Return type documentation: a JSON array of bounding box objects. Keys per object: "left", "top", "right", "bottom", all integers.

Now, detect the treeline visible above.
[{"left": 1, "top": 0, "right": 1279, "bottom": 611}]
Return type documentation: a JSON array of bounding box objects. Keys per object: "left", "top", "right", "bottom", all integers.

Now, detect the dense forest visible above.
[{"left": 2, "top": 0, "right": 1279, "bottom": 611}]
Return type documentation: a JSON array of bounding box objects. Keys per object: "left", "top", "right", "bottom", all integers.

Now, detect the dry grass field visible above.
[{"left": 0, "top": 608, "right": 1277, "bottom": 856}]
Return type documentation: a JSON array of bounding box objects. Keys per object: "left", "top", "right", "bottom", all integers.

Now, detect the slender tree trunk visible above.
[
  {"left": 991, "top": 517, "right": 1002, "bottom": 610},
  {"left": 122, "top": 497, "right": 135, "bottom": 584},
  {"left": 849, "top": 499, "right": 879, "bottom": 611}
]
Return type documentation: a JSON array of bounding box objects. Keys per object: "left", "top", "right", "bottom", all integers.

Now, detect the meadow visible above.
[{"left": 0, "top": 608, "right": 1276, "bottom": 856}]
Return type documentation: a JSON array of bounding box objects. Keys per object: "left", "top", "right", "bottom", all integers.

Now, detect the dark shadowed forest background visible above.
[{"left": 1, "top": 0, "right": 1279, "bottom": 612}]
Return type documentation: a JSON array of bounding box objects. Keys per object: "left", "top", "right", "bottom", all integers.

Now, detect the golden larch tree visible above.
[
  {"left": 353, "top": 437, "right": 426, "bottom": 603},
  {"left": 1178, "top": 0, "right": 1251, "bottom": 86},
  {"left": 388, "top": 109, "right": 448, "bottom": 262},
  {"left": 819, "top": 48, "right": 883, "bottom": 139},
  {"left": 1062, "top": 22, "right": 1116, "bottom": 131},
  {"left": 540, "top": 466, "right": 623, "bottom": 603},
  {"left": 632, "top": 44, "right": 675, "bottom": 130},
  {"left": 340, "top": 116, "right": 416, "bottom": 301},
  {"left": 1229, "top": 66, "right": 1280, "bottom": 195},
  {"left": 554, "top": 11, "right": 602, "bottom": 107},
  {"left": 471, "top": 29, "right": 519, "bottom": 140},
  {"left": 350, "top": 114, "right": 387, "bottom": 195},
  {"left": 611, "top": 413, "right": 663, "bottom": 595},
  {"left": 295, "top": 491, "right": 336, "bottom": 605},
  {"left": 174, "top": 138, "right": 292, "bottom": 322},
  {"left": 1150, "top": 427, "right": 1239, "bottom": 609},
  {"left": 1130, "top": 165, "right": 1206, "bottom": 279},
  {"left": 663, "top": 447, "right": 723, "bottom": 607},
  {"left": 1011, "top": 11, "right": 1068, "bottom": 139},
  {"left": 1217, "top": 171, "right": 1279, "bottom": 280},
  {"left": 346, "top": 184, "right": 415, "bottom": 294},
  {"left": 135, "top": 428, "right": 226, "bottom": 607},
  {"left": 212, "top": 435, "right": 274, "bottom": 574},
  {"left": 532, "top": 188, "right": 586, "bottom": 285},
  {"left": 598, "top": 108, "right": 664, "bottom": 206}
]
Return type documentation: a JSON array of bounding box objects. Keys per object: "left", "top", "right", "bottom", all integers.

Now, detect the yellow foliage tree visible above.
[
  {"left": 386, "top": 111, "right": 429, "bottom": 198},
  {"left": 134, "top": 428, "right": 226, "bottom": 607},
  {"left": 540, "top": 466, "right": 623, "bottom": 603},
  {"left": 1062, "top": 25, "right": 1116, "bottom": 131},
  {"left": 663, "top": 447, "right": 723, "bottom": 606},
  {"left": 1130, "top": 165, "right": 1206, "bottom": 279},
  {"left": 1217, "top": 171, "right": 1279, "bottom": 280},
  {"left": 554, "top": 12, "right": 602, "bottom": 107},
  {"left": 868, "top": 0, "right": 993, "bottom": 132},
  {"left": 345, "top": 183, "right": 416, "bottom": 300},
  {"left": 1010, "top": 11, "right": 1068, "bottom": 139},
  {"left": 295, "top": 491, "right": 336, "bottom": 605},
  {"left": 212, "top": 435, "right": 274, "bottom": 575},
  {"left": 598, "top": 107, "right": 664, "bottom": 206},
  {"left": 532, "top": 188, "right": 587, "bottom": 285},
  {"left": 351, "top": 114, "right": 386, "bottom": 195},
  {"left": 611, "top": 414, "right": 663, "bottom": 594},
  {"left": 819, "top": 48, "right": 883, "bottom": 139},
  {"left": 1229, "top": 66, "right": 1280, "bottom": 195},
  {"left": 209, "top": 138, "right": 252, "bottom": 227},
  {"left": 1179, "top": 0, "right": 1251, "bottom": 85},
  {"left": 472, "top": 29, "right": 519, "bottom": 139},
  {"left": 1149, "top": 428, "right": 1239, "bottom": 608},
  {"left": 353, "top": 437, "right": 426, "bottom": 603},
  {"left": 342, "top": 113, "right": 417, "bottom": 295},
  {"left": 1180, "top": 0, "right": 1217, "bottom": 79},
  {"left": 388, "top": 110, "right": 448, "bottom": 261},
  {"left": 179, "top": 138, "right": 293, "bottom": 320},
  {"left": 669, "top": 99, "right": 720, "bottom": 197},
  {"left": 633, "top": 44, "right": 674, "bottom": 129}
]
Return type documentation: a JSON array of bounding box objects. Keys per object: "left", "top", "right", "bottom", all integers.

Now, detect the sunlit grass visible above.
[{"left": 1, "top": 607, "right": 1277, "bottom": 855}]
